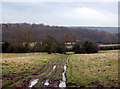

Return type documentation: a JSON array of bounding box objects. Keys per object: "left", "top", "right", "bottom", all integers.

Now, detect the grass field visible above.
[
  {"left": 2, "top": 53, "right": 61, "bottom": 74},
  {"left": 65, "top": 44, "right": 120, "bottom": 49},
  {"left": 1, "top": 50, "right": 119, "bottom": 87},
  {"left": 99, "top": 44, "right": 120, "bottom": 47},
  {"left": 2, "top": 53, "right": 67, "bottom": 88},
  {"left": 66, "top": 50, "right": 118, "bottom": 87}
]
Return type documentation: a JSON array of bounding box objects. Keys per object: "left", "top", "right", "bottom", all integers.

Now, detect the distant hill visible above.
[
  {"left": 2, "top": 23, "right": 119, "bottom": 44},
  {"left": 68, "top": 26, "right": 118, "bottom": 33}
]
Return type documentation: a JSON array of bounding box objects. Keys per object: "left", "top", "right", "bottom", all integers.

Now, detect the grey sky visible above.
[{"left": 2, "top": 2, "right": 118, "bottom": 27}]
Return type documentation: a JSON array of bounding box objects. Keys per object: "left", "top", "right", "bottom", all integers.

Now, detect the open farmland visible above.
[
  {"left": 1, "top": 50, "right": 119, "bottom": 88},
  {"left": 66, "top": 50, "right": 118, "bottom": 87},
  {"left": 2, "top": 53, "right": 68, "bottom": 88}
]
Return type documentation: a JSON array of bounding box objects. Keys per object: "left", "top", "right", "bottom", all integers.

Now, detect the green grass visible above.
[
  {"left": 65, "top": 44, "right": 120, "bottom": 49},
  {"left": 66, "top": 50, "right": 118, "bottom": 87},
  {"left": 66, "top": 52, "right": 74, "bottom": 55},
  {"left": 2, "top": 52, "right": 62, "bottom": 87},
  {"left": 99, "top": 44, "right": 120, "bottom": 47},
  {"left": 98, "top": 50, "right": 118, "bottom": 53},
  {"left": 2, "top": 50, "right": 119, "bottom": 87},
  {"left": 2, "top": 53, "right": 60, "bottom": 74},
  {"left": 66, "top": 45, "right": 73, "bottom": 49}
]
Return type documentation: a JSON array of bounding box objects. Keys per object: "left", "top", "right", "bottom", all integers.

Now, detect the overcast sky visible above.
[{"left": 2, "top": 1, "right": 118, "bottom": 27}]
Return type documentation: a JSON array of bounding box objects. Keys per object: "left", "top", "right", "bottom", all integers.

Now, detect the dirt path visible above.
[
  {"left": 33, "top": 55, "right": 69, "bottom": 88},
  {"left": 30, "top": 56, "right": 64, "bottom": 87},
  {"left": 2, "top": 56, "right": 61, "bottom": 88},
  {"left": 2, "top": 55, "right": 69, "bottom": 88}
]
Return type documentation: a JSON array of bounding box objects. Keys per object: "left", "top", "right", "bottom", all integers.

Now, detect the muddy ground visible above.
[
  {"left": 2, "top": 53, "right": 117, "bottom": 88},
  {"left": 2, "top": 55, "right": 69, "bottom": 88}
]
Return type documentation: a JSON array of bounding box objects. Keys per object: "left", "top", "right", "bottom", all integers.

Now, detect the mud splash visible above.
[
  {"left": 59, "top": 64, "right": 67, "bottom": 87},
  {"left": 29, "top": 79, "right": 39, "bottom": 87}
]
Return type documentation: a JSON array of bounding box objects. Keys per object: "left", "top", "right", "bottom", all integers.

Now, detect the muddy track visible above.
[
  {"left": 29, "top": 57, "right": 60, "bottom": 75},
  {"left": 36, "top": 55, "right": 69, "bottom": 88},
  {"left": 50, "top": 55, "right": 69, "bottom": 87},
  {"left": 2, "top": 77, "right": 25, "bottom": 89},
  {"left": 45, "top": 57, "right": 62, "bottom": 77},
  {"left": 2, "top": 65, "right": 43, "bottom": 88},
  {"left": 2, "top": 64, "right": 42, "bottom": 82},
  {"left": 32, "top": 65, "right": 46, "bottom": 75},
  {"left": 28, "top": 56, "right": 64, "bottom": 87},
  {"left": 2, "top": 55, "right": 68, "bottom": 88},
  {"left": 2, "top": 56, "right": 61, "bottom": 80},
  {"left": 32, "top": 56, "right": 65, "bottom": 87},
  {"left": 33, "top": 56, "right": 62, "bottom": 76},
  {"left": 2, "top": 56, "right": 61, "bottom": 88},
  {"left": 52, "top": 57, "right": 65, "bottom": 77}
]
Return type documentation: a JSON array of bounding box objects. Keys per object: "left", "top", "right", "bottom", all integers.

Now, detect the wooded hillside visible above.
[{"left": 2, "top": 23, "right": 118, "bottom": 44}]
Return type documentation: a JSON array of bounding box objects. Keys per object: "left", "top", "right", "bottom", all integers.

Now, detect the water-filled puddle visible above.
[
  {"left": 48, "top": 65, "right": 56, "bottom": 75},
  {"left": 59, "top": 81, "right": 66, "bottom": 87},
  {"left": 29, "top": 79, "right": 39, "bottom": 87},
  {"left": 44, "top": 79, "right": 49, "bottom": 86},
  {"left": 44, "top": 65, "right": 56, "bottom": 86},
  {"left": 59, "top": 64, "right": 67, "bottom": 87}
]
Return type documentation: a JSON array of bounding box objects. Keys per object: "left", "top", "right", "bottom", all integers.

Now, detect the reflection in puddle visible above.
[
  {"left": 29, "top": 79, "right": 39, "bottom": 87},
  {"left": 59, "top": 64, "right": 67, "bottom": 87},
  {"left": 59, "top": 81, "right": 66, "bottom": 87},
  {"left": 48, "top": 65, "right": 56, "bottom": 75},
  {"left": 44, "top": 65, "right": 56, "bottom": 86},
  {"left": 44, "top": 79, "right": 49, "bottom": 86}
]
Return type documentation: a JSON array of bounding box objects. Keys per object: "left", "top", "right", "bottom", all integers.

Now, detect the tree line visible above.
[
  {"left": 2, "top": 36, "right": 99, "bottom": 54},
  {"left": 2, "top": 23, "right": 118, "bottom": 44},
  {"left": 1, "top": 23, "right": 118, "bottom": 53},
  {"left": 2, "top": 33, "right": 66, "bottom": 54}
]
